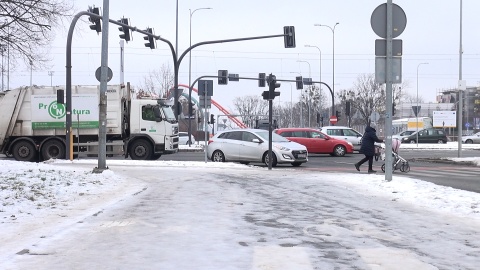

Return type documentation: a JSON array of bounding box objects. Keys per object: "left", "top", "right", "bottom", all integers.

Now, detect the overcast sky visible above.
[{"left": 6, "top": 0, "right": 480, "bottom": 114}]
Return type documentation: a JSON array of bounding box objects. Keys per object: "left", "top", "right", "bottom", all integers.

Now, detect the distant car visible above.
[
  {"left": 274, "top": 128, "right": 354, "bottom": 157},
  {"left": 462, "top": 132, "right": 480, "bottom": 144},
  {"left": 401, "top": 128, "right": 448, "bottom": 144},
  {"left": 319, "top": 126, "right": 363, "bottom": 151},
  {"left": 207, "top": 129, "right": 308, "bottom": 167},
  {"left": 392, "top": 130, "right": 416, "bottom": 141},
  {"left": 178, "top": 132, "right": 196, "bottom": 145}
]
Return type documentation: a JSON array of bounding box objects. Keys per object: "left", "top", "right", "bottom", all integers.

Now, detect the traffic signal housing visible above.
[
  {"left": 218, "top": 70, "right": 228, "bottom": 85},
  {"left": 295, "top": 76, "right": 303, "bottom": 89},
  {"left": 392, "top": 102, "right": 396, "bottom": 116},
  {"left": 346, "top": 101, "right": 351, "bottom": 116},
  {"left": 262, "top": 74, "right": 280, "bottom": 100},
  {"left": 258, "top": 73, "right": 266, "bottom": 87},
  {"left": 118, "top": 18, "right": 131, "bottom": 41},
  {"left": 336, "top": 110, "right": 341, "bottom": 121},
  {"left": 88, "top": 6, "right": 101, "bottom": 33},
  {"left": 283, "top": 26, "right": 296, "bottom": 48},
  {"left": 144, "top": 28, "right": 155, "bottom": 49},
  {"left": 210, "top": 114, "right": 215, "bottom": 124}
]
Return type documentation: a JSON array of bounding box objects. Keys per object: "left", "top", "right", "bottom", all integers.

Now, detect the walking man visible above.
[{"left": 355, "top": 125, "right": 383, "bottom": 173}]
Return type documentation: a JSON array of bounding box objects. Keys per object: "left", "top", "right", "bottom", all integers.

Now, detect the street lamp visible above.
[
  {"left": 416, "top": 62, "right": 428, "bottom": 147},
  {"left": 314, "top": 22, "right": 339, "bottom": 116},
  {"left": 305, "top": 45, "right": 322, "bottom": 126},
  {"left": 188, "top": 7, "right": 212, "bottom": 146},
  {"left": 48, "top": 71, "right": 54, "bottom": 86},
  {"left": 297, "top": 60, "right": 311, "bottom": 126}
]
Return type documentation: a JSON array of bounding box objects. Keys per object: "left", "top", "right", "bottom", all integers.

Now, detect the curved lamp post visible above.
[
  {"left": 188, "top": 7, "right": 212, "bottom": 146},
  {"left": 314, "top": 23, "right": 339, "bottom": 116}
]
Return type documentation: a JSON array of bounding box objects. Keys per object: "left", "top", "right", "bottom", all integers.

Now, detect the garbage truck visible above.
[{"left": 0, "top": 83, "right": 179, "bottom": 161}]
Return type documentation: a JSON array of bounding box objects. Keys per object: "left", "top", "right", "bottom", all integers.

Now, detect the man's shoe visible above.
[
  {"left": 354, "top": 163, "right": 360, "bottom": 171},
  {"left": 368, "top": 170, "right": 377, "bottom": 174}
]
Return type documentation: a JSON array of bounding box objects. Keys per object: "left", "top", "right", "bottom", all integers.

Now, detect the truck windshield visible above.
[{"left": 161, "top": 106, "right": 177, "bottom": 123}]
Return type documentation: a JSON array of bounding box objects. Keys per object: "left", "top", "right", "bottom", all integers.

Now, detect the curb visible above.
[{"left": 413, "top": 157, "right": 477, "bottom": 167}]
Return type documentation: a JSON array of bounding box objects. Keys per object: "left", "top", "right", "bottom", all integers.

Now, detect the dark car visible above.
[
  {"left": 401, "top": 128, "right": 448, "bottom": 144},
  {"left": 274, "top": 128, "right": 354, "bottom": 157}
]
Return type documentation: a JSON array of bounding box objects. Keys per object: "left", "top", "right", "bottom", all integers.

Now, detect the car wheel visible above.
[
  {"left": 409, "top": 140, "right": 416, "bottom": 144},
  {"left": 291, "top": 162, "right": 302, "bottom": 167},
  {"left": 263, "top": 152, "right": 278, "bottom": 167},
  {"left": 437, "top": 139, "right": 445, "bottom": 144},
  {"left": 465, "top": 139, "right": 473, "bottom": 144},
  {"left": 212, "top": 150, "right": 225, "bottom": 162},
  {"left": 333, "top": 145, "right": 346, "bottom": 157}
]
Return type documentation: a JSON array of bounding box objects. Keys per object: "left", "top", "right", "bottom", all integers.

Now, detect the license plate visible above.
[{"left": 297, "top": 154, "right": 307, "bottom": 159}]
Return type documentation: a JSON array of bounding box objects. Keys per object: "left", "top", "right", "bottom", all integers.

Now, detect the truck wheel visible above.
[
  {"left": 152, "top": 154, "right": 162, "bottom": 160},
  {"left": 129, "top": 139, "right": 152, "bottom": 160},
  {"left": 41, "top": 140, "right": 65, "bottom": 160},
  {"left": 12, "top": 140, "right": 37, "bottom": 162}
]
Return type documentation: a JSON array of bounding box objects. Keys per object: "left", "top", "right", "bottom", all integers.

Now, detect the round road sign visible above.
[
  {"left": 329, "top": 115, "right": 338, "bottom": 124},
  {"left": 371, "top": 3, "right": 407, "bottom": 39}
]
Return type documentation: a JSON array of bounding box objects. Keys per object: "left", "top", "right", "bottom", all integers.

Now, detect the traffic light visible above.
[
  {"left": 316, "top": 113, "right": 321, "bottom": 124},
  {"left": 295, "top": 76, "right": 303, "bottom": 89},
  {"left": 144, "top": 28, "right": 155, "bottom": 49},
  {"left": 283, "top": 26, "right": 296, "bottom": 48},
  {"left": 346, "top": 101, "right": 351, "bottom": 116},
  {"left": 210, "top": 114, "right": 215, "bottom": 124},
  {"left": 258, "top": 73, "right": 266, "bottom": 87},
  {"left": 267, "top": 74, "right": 281, "bottom": 100},
  {"left": 218, "top": 70, "right": 228, "bottom": 85},
  {"left": 392, "top": 102, "right": 396, "bottom": 116},
  {"left": 336, "top": 110, "right": 341, "bottom": 121},
  {"left": 88, "top": 6, "right": 101, "bottom": 33},
  {"left": 118, "top": 18, "right": 131, "bottom": 41}
]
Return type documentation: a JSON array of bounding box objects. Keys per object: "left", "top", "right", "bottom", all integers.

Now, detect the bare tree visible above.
[
  {"left": 232, "top": 95, "right": 268, "bottom": 127},
  {"left": 336, "top": 74, "right": 404, "bottom": 126},
  {"left": 0, "top": 0, "right": 74, "bottom": 69},
  {"left": 138, "top": 63, "right": 174, "bottom": 98}
]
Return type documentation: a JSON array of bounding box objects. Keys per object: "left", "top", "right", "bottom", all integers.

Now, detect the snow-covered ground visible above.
[{"left": 1, "top": 145, "right": 479, "bottom": 269}]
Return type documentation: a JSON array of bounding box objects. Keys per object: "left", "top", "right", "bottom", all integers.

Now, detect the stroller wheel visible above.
[
  {"left": 400, "top": 162, "right": 410, "bottom": 173},
  {"left": 381, "top": 163, "right": 386, "bottom": 172}
]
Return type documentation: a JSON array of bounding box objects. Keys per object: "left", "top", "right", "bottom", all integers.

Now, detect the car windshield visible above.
[{"left": 256, "top": 131, "right": 289, "bottom": 142}]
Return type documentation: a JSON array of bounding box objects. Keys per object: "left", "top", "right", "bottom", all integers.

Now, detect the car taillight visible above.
[{"left": 208, "top": 139, "right": 213, "bottom": 145}]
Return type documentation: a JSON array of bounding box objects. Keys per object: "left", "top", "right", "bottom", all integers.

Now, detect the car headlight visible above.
[
  {"left": 347, "top": 142, "right": 353, "bottom": 146},
  {"left": 273, "top": 144, "right": 290, "bottom": 151},
  {"left": 402, "top": 138, "right": 407, "bottom": 141}
]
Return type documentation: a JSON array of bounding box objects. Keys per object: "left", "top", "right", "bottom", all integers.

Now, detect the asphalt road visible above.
[{"left": 1, "top": 148, "right": 479, "bottom": 193}]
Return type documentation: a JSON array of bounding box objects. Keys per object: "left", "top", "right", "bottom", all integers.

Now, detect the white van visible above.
[{"left": 319, "top": 126, "right": 363, "bottom": 151}]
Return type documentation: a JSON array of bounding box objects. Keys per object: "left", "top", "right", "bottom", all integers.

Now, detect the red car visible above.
[{"left": 274, "top": 128, "right": 354, "bottom": 157}]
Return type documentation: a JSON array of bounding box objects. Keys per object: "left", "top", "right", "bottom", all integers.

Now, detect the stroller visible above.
[{"left": 376, "top": 138, "right": 410, "bottom": 173}]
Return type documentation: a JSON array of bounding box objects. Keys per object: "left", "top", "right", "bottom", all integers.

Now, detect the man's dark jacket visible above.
[{"left": 359, "top": 126, "right": 383, "bottom": 156}]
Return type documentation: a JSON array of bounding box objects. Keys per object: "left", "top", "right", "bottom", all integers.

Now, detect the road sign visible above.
[
  {"left": 371, "top": 3, "right": 407, "bottom": 39},
  {"left": 433, "top": 111, "right": 456, "bottom": 128},
  {"left": 329, "top": 115, "right": 338, "bottom": 124},
  {"left": 95, "top": 67, "right": 113, "bottom": 82},
  {"left": 375, "top": 57, "right": 402, "bottom": 83}
]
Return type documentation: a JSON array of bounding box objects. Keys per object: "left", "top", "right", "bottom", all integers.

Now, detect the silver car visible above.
[
  {"left": 462, "top": 132, "right": 480, "bottom": 144},
  {"left": 207, "top": 129, "right": 308, "bottom": 167}
]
